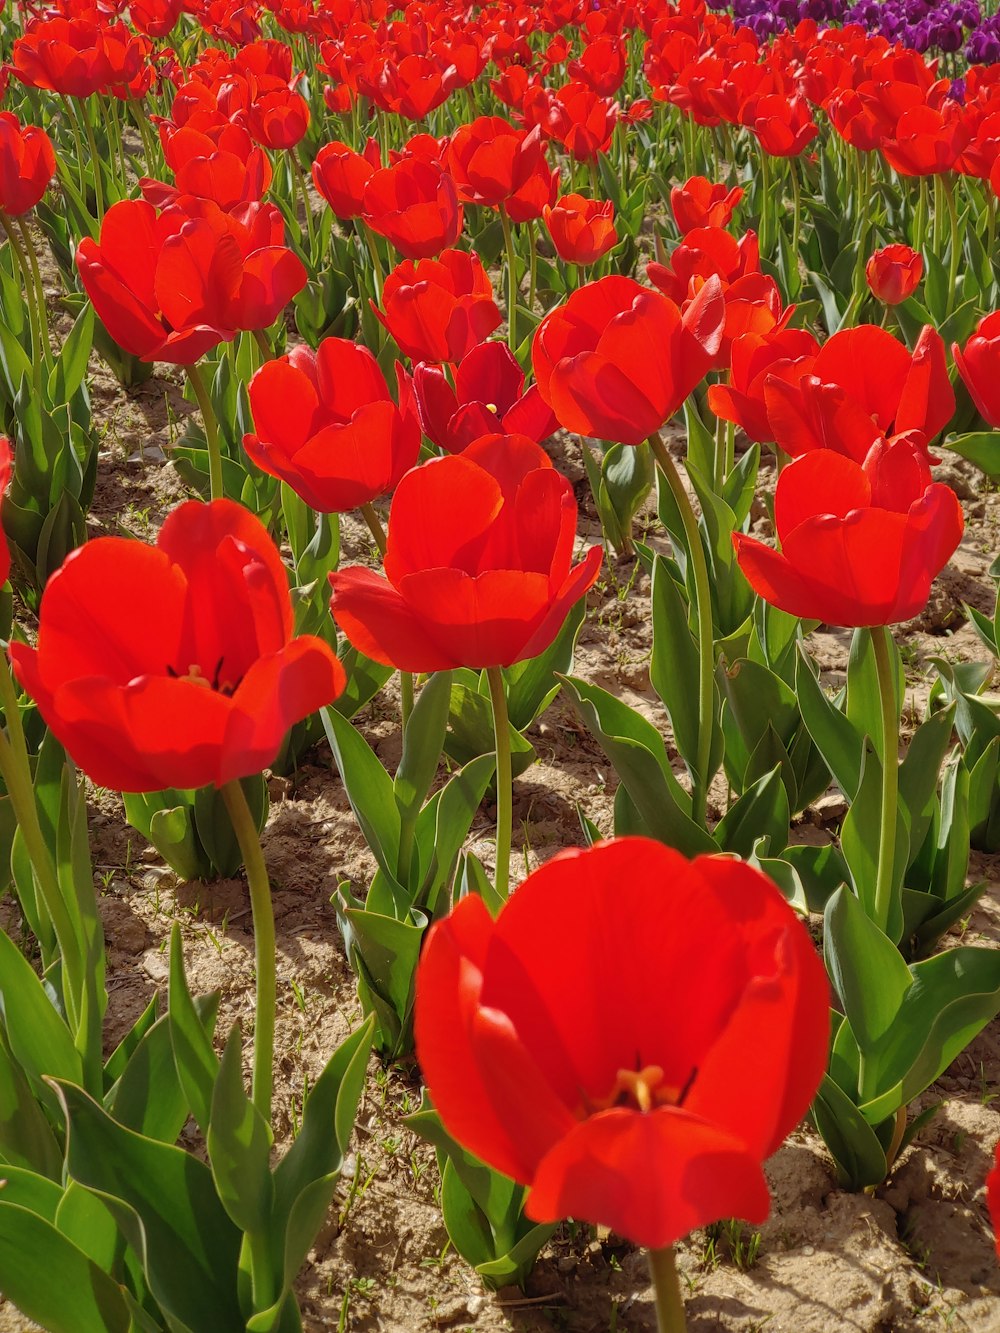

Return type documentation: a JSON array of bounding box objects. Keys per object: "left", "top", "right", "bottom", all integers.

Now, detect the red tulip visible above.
[
  {"left": 142, "top": 121, "right": 272, "bottom": 212},
  {"left": 312, "top": 138, "right": 382, "bottom": 220},
  {"left": 708, "top": 326, "right": 819, "bottom": 443},
  {"left": 743, "top": 94, "right": 818, "bottom": 158},
  {"left": 671, "top": 176, "right": 744, "bottom": 233},
  {"left": 363, "top": 157, "right": 463, "bottom": 260},
  {"left": 13, "top": 17, "right": 113, "bottom": 98},
  {"left": 646, "top": 227, "right": 761, "bottom": 305},
  {"left": 988, "top": 1141, "right": 1000, "bottom": 1258},
  {"left": 0, "top": 113, "right": 55, "bottom": 217},
  {"left": 412, "top": 341, "right": 558, "bottom": 454},
  {"left": 865, "top": 245, "right": 923, "bottom": 305},
  {"left": 446, "top": 118, "right": 556, "bottom": 220},
  {"left": 329, "top": 434, "right": 602, "bottom": 670},
  {"left": 532, "top": 274, "right": 725, "bottom": 445},
  {"left": 953, "top": 312, "right": 1000, "bottom": 427},
  {"left": 734, "top": 437, "right": 963, "bottom": 627},
  {"left": 10, "top": 500, "right": 346, "bottom": 793},
  {"left": 373, "top": 249, "right": 502, "bottom": 364},
  {"left": 244, "top": 82, "right": 310, "bottom": 151},
  {"left": 880, "top": 105, "right": 969, "bottom": 177},
  {"left": 542, "top": 193, "right": 618, "bottom": 266},
  {"left": 764, "top": 324, "right": 954, "bottom": 462},
  {"left": 543, "top": 81, "right": 619, "bottom": 161},
  {"left": 76, "top": 199, "right": 231, "bottom": 365},
  {"left": 244, "top": 338, "right": 421, "bottom": 512},
  {"left": 414, "top": 837, "right": 829, "bottom": 1250}
]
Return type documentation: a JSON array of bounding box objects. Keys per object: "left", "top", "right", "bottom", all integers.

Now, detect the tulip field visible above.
[{"left": 10, "top": 0, "right": 1000, "bottom": 1329}]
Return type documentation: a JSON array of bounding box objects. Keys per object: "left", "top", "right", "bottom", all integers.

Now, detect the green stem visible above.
[
  {"left": 186, "top": 363, "right": 224, "bottom": 502},
  {"left": 289, "top": 151, "right": 317, "bottom": 254},
  {"left": 77, "top": 98, "right": 105, "bottom": 218},
  {"left": 648, "top": 433, "right": 714, "bottom": 829},
  {"left": 527, "top": 218, "right": 538, "bottom": 311},
  {"left": 0, "top": 653, "right": 82, "bottom": 1029},
  {"left": 648, "top": 1247, "right": 687, "bottom": 1333},
  {"left": 220, "top": 779, "right": 276, "bottom": 1124},
  {"left": 0, "top": 212, "right": 41, "bottom": 382},
  {"left": 486, "top": 665, "right": 512, "bottom": 901},
  {"left": 871, "top": 624, "right": 899, "bottom": 935},
  {"left": 358, "top": 220, "right": 384, "bottom": 304},
  {"left": 499, "top": 203, "right": 518, "bottom": 353},
  {"left": 359, "top": 501, "right": 414, "bottom": 730},
  {"left": 17, "top": 217, "right": 51, "bottom": 368},
  {"left": 944, "top": 176, "right": 960, "bottom": 318},
  {"left": 252, "top": 327, "right": 272, "bottom": 362}
]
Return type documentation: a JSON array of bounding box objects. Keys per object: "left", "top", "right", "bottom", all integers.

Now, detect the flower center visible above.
[
  {"left": 591, "top": 1063, "right": 697, "bottom": 1115},
  {"left": 166, "top": 656, "right": 240, "bottom": 697}
]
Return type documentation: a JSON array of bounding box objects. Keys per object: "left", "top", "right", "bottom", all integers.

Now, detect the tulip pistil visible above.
[
  {"left": 167, "top": 656, "right": 239, "bottom": 696},
  {"left": 593, "top": 1064, "right": 697, "bottom": 1115}
]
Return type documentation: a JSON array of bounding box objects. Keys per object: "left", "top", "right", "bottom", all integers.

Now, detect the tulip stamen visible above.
[
  {"left": 166, "top": 656, "right": 240, "bottom": 696},
  {"left": 590, "top": 1063, "right": 698, "bottom": 1115}
]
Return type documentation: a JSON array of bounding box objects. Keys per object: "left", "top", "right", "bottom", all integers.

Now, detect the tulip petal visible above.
[
  {"left": 330, "top": 566, "right": 459, "bottom": 671},
  {"left": 773, "top": 451, "right": 870, "bottom": 546},
  {"left": 383, "top": 455, "right": 503, "bottom": 582},
  {"left": 527, "top": 1106, "right": 771, "bottom": 1250}
]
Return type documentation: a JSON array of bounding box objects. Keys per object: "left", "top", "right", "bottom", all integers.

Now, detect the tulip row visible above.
[{"left": 0, "top": 0, "right": 998, "bottom": 1329}]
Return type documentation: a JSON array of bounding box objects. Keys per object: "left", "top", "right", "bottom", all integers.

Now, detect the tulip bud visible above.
[{"left": 865, "top": 245, "right": 923, "bottom": 305}]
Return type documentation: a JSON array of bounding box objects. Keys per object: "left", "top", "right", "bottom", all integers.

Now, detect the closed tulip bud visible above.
[{"left": 865, "top": 245, "right": 923, "bottom": 305}]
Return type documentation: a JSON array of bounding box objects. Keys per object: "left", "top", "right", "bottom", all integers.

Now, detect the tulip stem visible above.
[
  {"left": 186, "top": 363, "right": 224, "bottom": 502},
  {"left": 871, "top": 624, "right": 899, "bottom": 937},
  {"left": 648, "top": 1246, "right": 687, "bottom": 1333},
  {"left": 0, "top": 652, "right": 82, "bottom": 1032},
  {"left": 0, "top": 212, "right": 41, "bottom": 382},
  {"left": 221, "top": 778, "right": 276, "bottom": 1124},
  {"left": 499, "top": 203, "right": 519, "bottom": 353},
  {"left": 78, "top": 98, "right": 105, "bottom": 219},
  {"left": 648, "top": 432, "right": 714, "bottom": 829},
  {"left": 17, "top": 217, "right": 52, "bottom": 369},
  {"left": 943, "top": 176, "right": 960, "bottom": 318},
  {"left": 360, "top": 501, "right": 414, "bottom": 730},
  {"left": 486, "top": 665, "right": 512, "bottom": 901},
  {"left": 289, "top": 151, "right": 317, "bottom": 255}
]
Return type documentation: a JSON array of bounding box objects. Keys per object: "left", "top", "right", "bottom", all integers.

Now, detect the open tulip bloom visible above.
[{"left": 415, "top": 838, "right": 829, "bottom": 1322}]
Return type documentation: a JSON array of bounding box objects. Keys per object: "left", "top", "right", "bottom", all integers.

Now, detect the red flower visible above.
[
  {"left": 543, "top": 80, "right": 619, "bottom": 161},
  {"left": 0, "top": 113, "right": 55, "bottom": 217},
  {"left": 13, "top": 17, "right": 113, "bottom": 98},
  {"left": 10, "top": 500, "right": 346, "bottom": 793},
  {"left": 412, "top": 341, "right": 558, "bottom": 454},
  {"left": 312, "top": 138, "right": 382, "bottom": 220},
  {"left": 646, "top": 226, "right": 761, "bottom": 305},
  {"left": 764, "top": 324, "right": 955, "bottom": 462},
  {"left": 374, "top": 249, "right": 502, "bottom": 363},
  {"left": 671, "top": 175, "right": 744, "bottom": 233},
  {"left": 744, "top": 93, "right": 818, "bottom": 157},
  {"left": 363, "top": 157, "right": 463, "bottom": 260},
  {"left": 244, "top": 82, "right": 310, "bottom": 151},
  {"left": 446, "top": 118, "right": 555, "bottom": 220},
  {"left": 244, "top": 338, "right": 420, "bottom": 512},
  {"left": 880, "top": 105, "right": 969, "bottom": 177},
  {"left": 988, "top": 1141, "right": 1000, "bottom": 1257},
  {"left": 532, "top": 275, "right": 725, "bottom": 445},
  {"left": 142, "top": 121, "right": 272, "bottom": 212},
  {"left": 953, "top": 313, "right": 1000, "bottom": 427},
  {"left": 707, "top": 326, "right": 819, "bottom": 444},
  {"left": 414, "top": 837, "right": 829, "bottom": 1250},
  {"left": 567, "top": 34, "right": 627, "bottom": 97},
  {"left": 542, "top": 193, "right": 618, "bottom": 266},
  {"left": 865, "top": 245, "right": 923, "bottom": 305},
  {"left": 329, "top": 434, "right": 602, "bottom": 671},
  {"left": 76, "top": 199, "right": 230, "bottom": 365},
  {"left": 734, "top": 437, "right": 963, "bottom": 627}
]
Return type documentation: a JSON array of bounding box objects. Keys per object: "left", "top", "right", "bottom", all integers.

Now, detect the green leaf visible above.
[
  {"left": 208, "top": 1027, "right": 274, "bottom": 1234},
  {"left": 504, "top": 598, "right": 584, "bottom": 732},
  {"left": 898, "top": 704, "right": 956, "bottom": 868},
  {"left": 943, "top": 431, "right": 1000, "bottom": 476},
  {"left": 0, "top": 927, "right": 83, "bottom": 1099},
  {"left": 558, "top": 675, "right": 715, "bottom": 856},
  {"left": 846, "top": 628, "right": 902, "bottom": 767},
  {"left": 0, "top": 1028, "right": 63, "bottom": 1177},
  {"left": 823, "top": 887, "right": 913, "bottom": 1059},
  {"left": 714, "top": 765, "right": 789, "bottom": 858},
  {"left": 322, "top": 706, "right": 401, "bottom": 883},
  {"left": 394, "top": 670, "right": 452, "bottom": 824},
  {"left": 795, "top": 646, "right": 862, "bottom": 798},
  {"left": 331, "top": 646, "right": 394, "bottom": 721},
  {"left": 108, "top": 994, "right": 218, "bottom": 1144},
  {"left": 810, "top": 1073, "right": 888, "bottom": 1191},
  {"left": 861, "top": 946, "right": 1000, "bottom": 1124},
  {"left": 250, "top": 1019, "right": 375, "bottom": 1331},
  {"left": 650, "top": 555, "right": 701, "bottom": 782},
  {"left": 839, "top": 743, "right": 907, "bottom": 942},
  {"left": 53, "top": 1079, "right": 244, "bottom": 1331},
  {"left": 0, "top": 1200, "right": 131, "bottom": 1333},
  {"left": 168, "top": 924, "right": 222, "bottom": 1139}
]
